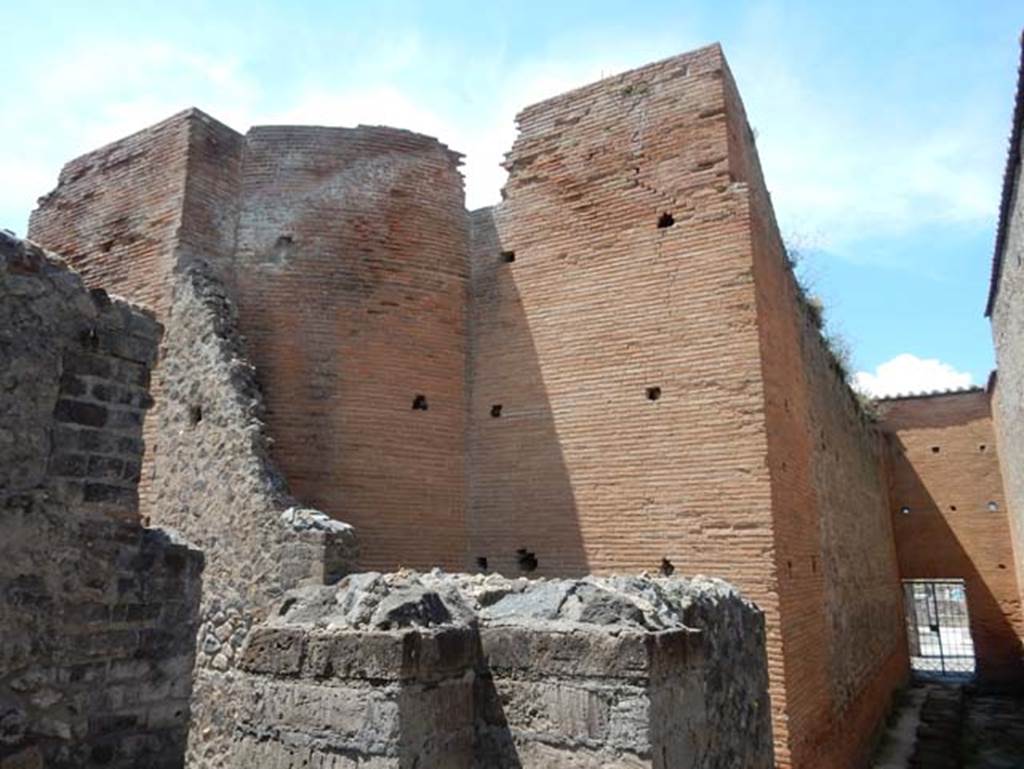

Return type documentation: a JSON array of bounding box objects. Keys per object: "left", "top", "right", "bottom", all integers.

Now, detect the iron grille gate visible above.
[{"left": 903, "top": 579, "right": 976, "bottom": 675}]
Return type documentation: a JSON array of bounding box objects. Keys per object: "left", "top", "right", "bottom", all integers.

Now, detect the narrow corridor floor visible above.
[{"left": 872, "top": 681, "right": 1024, "bottom": 769}]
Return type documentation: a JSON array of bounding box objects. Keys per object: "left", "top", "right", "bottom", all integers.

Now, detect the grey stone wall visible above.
[
  {"left": 0, "top": 232, "right": 203, "bottom": 768},
  {"left": 219, "top": 571, "right": 773, "bottom": 769},
  {"left": 150, "top": 264, "right": 358, "bottom": 766},
  {"left": 991, "top": 132, "right": 1024, "bottom": 608}
]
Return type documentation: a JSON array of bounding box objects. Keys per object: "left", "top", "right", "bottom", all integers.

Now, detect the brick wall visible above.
[
  {"left": 0, "top": 233, "right": 203, "bottom": 769},
  {"left": 880, "top": 390, "right": 1024, "bottom": 683},
  {"left": 28, "top": 111, "right": 195, "bottom": 517},
  {"left": 728, "top": 63, "right": 908, "bottom": 767},
  {"left": 29, "top": 116, "right": 470, "bottom": 574},
  {"left": 468, "top": 45, "right": 906, "bottom": 767},
  {"left": 468, "top": 46, "right": 774, "bottom": 590},
  {"left": 232, "top": 125, "right": 469, "bottom": 571}
]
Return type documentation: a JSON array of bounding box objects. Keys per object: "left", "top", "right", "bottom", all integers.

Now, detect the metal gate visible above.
[{"left": 903, "top": 579, "right": 975, "bottom": 675}]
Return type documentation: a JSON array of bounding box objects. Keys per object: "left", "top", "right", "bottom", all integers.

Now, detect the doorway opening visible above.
[{"left": 903, "top": 579, "right": 976, "bottom": 676}]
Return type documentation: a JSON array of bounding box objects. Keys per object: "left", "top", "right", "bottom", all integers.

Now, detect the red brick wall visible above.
[
  {"left": 467, "top": 46, "right": 775, "bottom": 588},
  {"left": 466, "top": 43, "right": 796, "bottom": 756},
  {"left": 27, "top": 111, "right": 196, "bottom": 514},
  {"left": 30, "top": 116, "right": 470, "bottom": 571},
  {"left": 881, "top": 390, "right": 1024, "bottom": 683},
  {"left": 726, "top": 64, "right": 908, "bottom": 767},
  {"left": 232, "top": 126, "right": 469, "bottom": 571},
  {"left": 468, "top": 45, "right": 907, "bottom": 768},
  {"left": 27, "top": 111, "right": 193, "bottom": 314}
]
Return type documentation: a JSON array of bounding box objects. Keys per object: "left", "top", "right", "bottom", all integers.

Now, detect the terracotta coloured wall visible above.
[
  {"left": 232, "top": 125, "right": 469, "bottom": 571},
  {"left": 468, "top": 46, "right": 775, "bottom": 592},
  {"left": 881, "top": 390, "right": 1024, "bottom": 683},
  {"left": 467, "top": 43, "right": 787, "bottom": 755},
  {"left": 727, "top": 66, "right": 908, "bottom": 768},
  {"left": 30, "top": 115, "right": 469, "bottom": 572},
  {"left": 469, "top": 45, "right": 908, "bottom": 767}
]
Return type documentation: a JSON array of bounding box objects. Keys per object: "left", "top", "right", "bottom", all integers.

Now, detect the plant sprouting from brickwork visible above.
[{"left": 784, "top": 237, "right": 879, "bottom": 422}]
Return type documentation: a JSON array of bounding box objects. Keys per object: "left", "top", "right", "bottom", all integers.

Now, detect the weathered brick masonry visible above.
[
  {"left": 28, "top": 114, "right": 192, "bottom": 516},
  {"left": 230, "top": 125, "right": 468, "bottom": 572},
  {"left": 29, "top": 113, "right": 469, "bottom": 573},
  {"left": 24, "top": 43, "right": 916, "bottom": 769},
  {"left": 470, "top": 46, "right": 906, "bottom": 767},
  {"left": 733, "top": 65, "right": 908, "bottom": 768},
  {"left": 881, "top": 390, "right": 1024, "bottom": 683},
  {"left": 0, "top": 233, "right": 203, "bottom": 768}
]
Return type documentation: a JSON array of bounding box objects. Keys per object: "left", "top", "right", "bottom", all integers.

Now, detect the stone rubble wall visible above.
[
  {"left": 0, "top": 232, "right": 203, "bottom": 769},
  {"left": 218, "top": 571, "right": 773, "bottom": 769},
  {"left": 990, "top": 111, "right": 1024, "bottom": 616},
  {"left": 151, "top": 264, "right": 358, "bottom": 765}
]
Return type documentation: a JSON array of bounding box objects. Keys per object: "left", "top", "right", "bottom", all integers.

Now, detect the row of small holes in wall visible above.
[
  {"left": 411, "top": 389, "right": 662, "bottom": 418},
  {"left": 899, "top": 501, "right": 1000, "bottom": 515},
  {"left": 487, "top": 389, "right": 660, "bottom": 419},
  {"left": 927, "top": 444, "right": 988, "bottom": 453},
  {"left": 475, "top": 553, "right": 678, "bottom": 577},
  {"left": 784, "top": 557, "right": 819, "bottom": 577},
  {"left": 496, "top": 213, "right": 677, "bottom": 264}
]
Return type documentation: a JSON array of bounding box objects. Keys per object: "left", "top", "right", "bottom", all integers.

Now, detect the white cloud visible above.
[{"left": 852, "top": 354, "right": 974, "bottom": 398}]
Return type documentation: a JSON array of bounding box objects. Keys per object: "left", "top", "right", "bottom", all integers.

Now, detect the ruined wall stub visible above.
[
  {"left": 881, "top": 390, "right": 1024, "bottom": 683},
  {"left": 222, "top": 572, "right": 773, "bottom": 769},
  {"left": 0, "top": 232, "right": 203, "bottom": 768},
  {"left": 155, "top": 264, "right": 359, "bottom": 765}
]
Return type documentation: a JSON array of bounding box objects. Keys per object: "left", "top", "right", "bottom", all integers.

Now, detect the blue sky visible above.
[{"left": 3, "top": 1, "right": 1020, "bottom": 396}]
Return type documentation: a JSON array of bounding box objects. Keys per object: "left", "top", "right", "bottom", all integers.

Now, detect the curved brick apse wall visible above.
[
  {"left": 28, "top": 115, "right": 470, "bottom": 574},
  {"left": 231, "top": 126, "right": 469, "bottom": 572}
]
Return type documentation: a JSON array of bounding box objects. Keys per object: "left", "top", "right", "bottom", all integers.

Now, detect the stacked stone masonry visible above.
[
  {"left": 21, "top": 37, "right": 1024, "bottom": 769},
  {"left": 988, "top": 34, "right": 1024, "bottom": 615},
  {"left": 226, "top": 571, "right": 773, "bottom": 769},
  {"left": 0, "top": 232, "right": 203, "bottom": 768}
]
